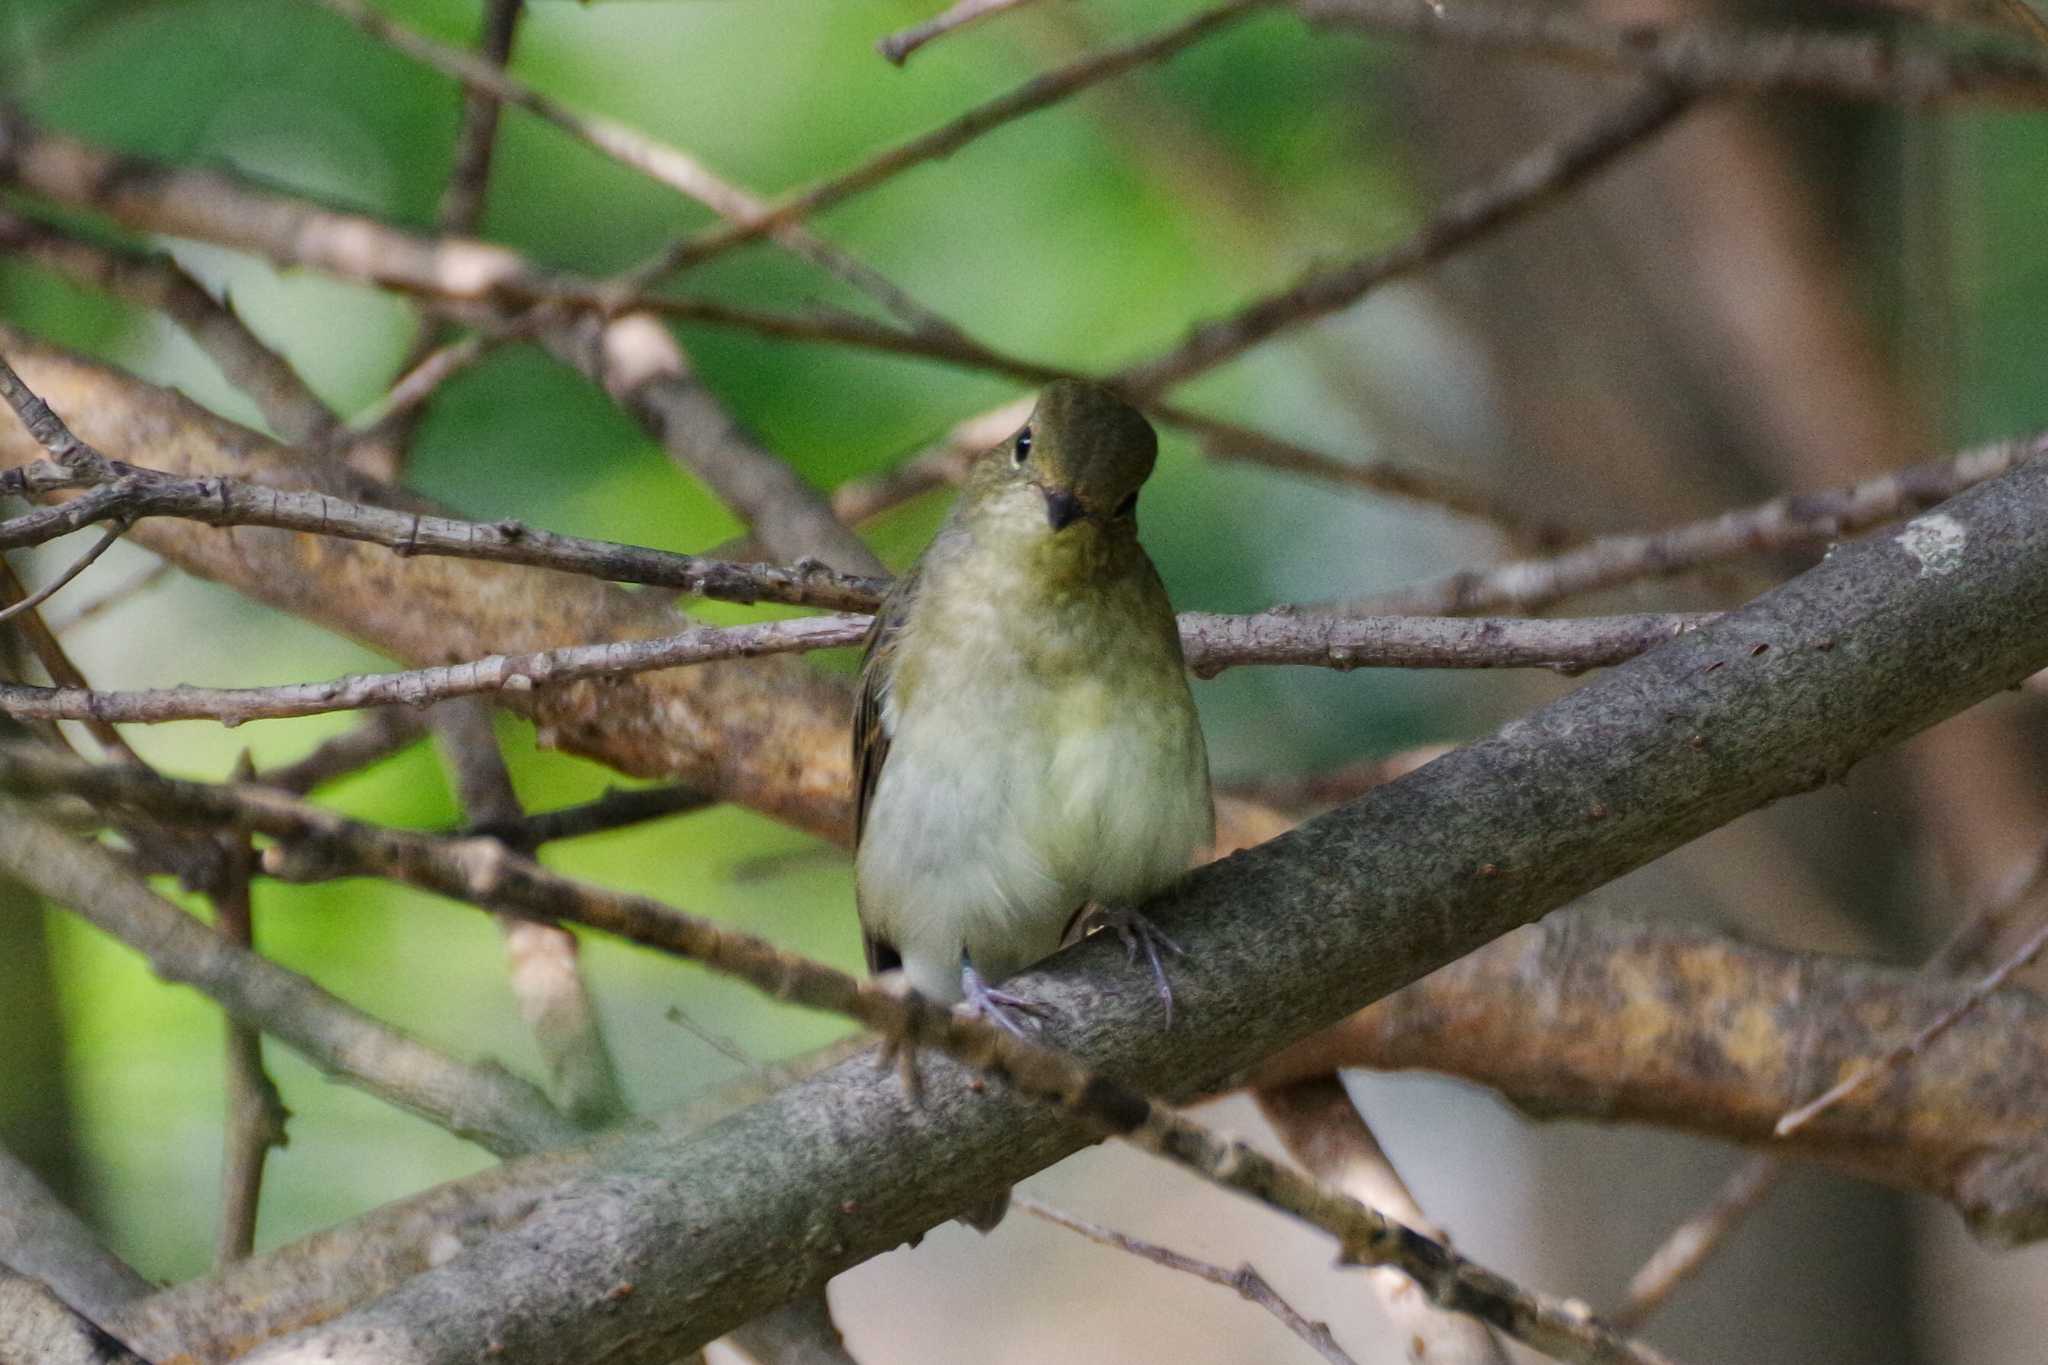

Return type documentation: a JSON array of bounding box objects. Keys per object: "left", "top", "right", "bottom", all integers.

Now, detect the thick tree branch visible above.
[
  {"left": 0, "top": 749, "right": 1674, "bottom": 1365},
  {"left": 22, "top": 436, "right": 2047, "bottom": 1361},
  {"left": 0, "top": 1271, "right": 155, "bottom": 1365},
  {"left": 1251, "top": 915, "right": 2048, "bottom": 1243}
]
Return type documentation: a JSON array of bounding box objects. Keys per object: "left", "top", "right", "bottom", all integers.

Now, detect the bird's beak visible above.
[{"left": 1043, "top": 488, "right": 1085, "bottom": 532}]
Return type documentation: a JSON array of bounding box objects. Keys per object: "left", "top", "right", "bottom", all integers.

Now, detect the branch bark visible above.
[{"left": 125, "top": 438, "right": 2048, "bottom": 1360}]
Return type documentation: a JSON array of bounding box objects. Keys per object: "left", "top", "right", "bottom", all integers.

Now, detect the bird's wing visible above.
[{"left": 853, "top": 568, "right": 918, "bottom": 975}]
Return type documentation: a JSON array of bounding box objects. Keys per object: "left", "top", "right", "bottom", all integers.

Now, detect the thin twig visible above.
[
  {"left": 1299, "top": 0, "right": 2048, "bottom": 105},
  {"left": 1118, "top": 80, "right": 1691, "bottom": 397},
  {"left": 1014, "top": 1195, "right": 1362, "bottom": 1365},
  {"left": 0, "top": 119, "right": 1533, "bottom": 529},
  {"left": 1608, "top": 1155, "right": 1778, "bottom": 1330},
  {"left": 438, "top": 0, "right": 521, "bottom": 239},
  {"left": 0, "top": 211, "right": 337, "bottom": 448},
  {"left": 670, "top": 1, "right": 1274, "bottom": 273},
  {"left": 877, "top": 0, "right": 1051, "bottom": 63},
  {"left": 467, "top": 782, "right": 713, "bottom": 848},
  {"left": 1777, "top": 900, "right": 2048, "bottom": 1136},
  {"left": 0, "top": 746, "right": 1679, "bottom": 1365},
  {"left": 211, "top": 756, "right": 289, "bottom": 1266},
  {"left": 1335, "top": 433, "right": 2045, "bottom": 616},
  {"left": 431, "top": 698, "right": 628, "bottom": 1127},
  {"left": 0, "top": 458, "right": 888, "bottom": 612},
  {"left": 0, "top": 802, "right": 580, "bottom": 1157},
  {"left": 306, "top": 0, "right": 960, "bottom": 341},
  {"left": 0, "top": 610, "right": 1714, "bottom": 726},
  {"left": 45, "top": 558, "right": 173, "bottom": 634},
  {"left": 0, "top": 523, "right": 125, "bottom": 627},
  {"left": 0, "top": 353, "right": 108, "bottom": 478},
  {"left": 1255, "top": 1078, "right": 1512, "bottom": 1365},
  {"left": 0, "top": 615, "right": 869, "bottom": 725},
  {"left": 255, "top": 709, "right": 429, "bottom": 796},
  {"left": 343, "top": 0, "right": 524, "bottom": 478}
]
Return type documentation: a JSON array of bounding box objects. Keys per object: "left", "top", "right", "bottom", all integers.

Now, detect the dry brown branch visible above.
[
  {"left": 1254, "top": 1078, "right": 1511, "bottom": 1365},
  {"left": 1777, "top": 908, "right": 2048, "bottom": 1137},
  {"left": 1015, "top": 1195, "right": 1363, "bottom": 1365},
  {"left": 431, "top": 699, "right": 627, "bottom": 1127},
  {"left": 0, "top": 211, "right": 337, "bottom": 448},
  {"left": 1250, "top": 915, "right": 2048, "bottom": 1242},
  {"left": 2, "top": 747, "right": 1676, "bottom": 1365},
  {"left": 0, "top": 523, "right": 125, "bottom": 627},
  {"left": 1339, "top": 433, "right": 2042, "bottom": 616},
  {"left": 877, "top": 0, "right": 1051, "bottom": 63},
  {"left": 0, "top": 1143, "right": 152, "bottom": 1322},
  {"left": 1300, "top": 0, "right": 2048, "bottom": 105},
  {"left": 537, "top": 315, "right": 886, "bottom": 574},
  {"left": 0, "top": 1270, "right": 155, "bottom": 1365},
  {"left": 467, "top": 781, "right": 712, "bottom": 848},
  {"left": 256, "top": 709, "right": 428, "bottom": 796},
  {"left": 675, "top": 1, "right": 1274, "bottom": 272},
  {"left": 1118, "top": 80, "right": 1692, "bottom": 397},
  {"left": 0, "top": 804, "right": 579, "bottom": 1157},
  {"left": 0, "top": 457, "right": 886, "bottom": 614},
  {"left": 0, "top": 332, "right": 860, "bottom": 838},
  {"left": 210, "top": 788, "right": 289, "bottom": 1267},
  {"left": 1608, "top": 1155, "right": 1778, "bottom": 1330}
]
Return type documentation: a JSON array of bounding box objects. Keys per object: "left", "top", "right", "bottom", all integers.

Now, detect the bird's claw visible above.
[
  {"left": 959, "top": 960, "right": 1051, "bottom": 1037},
  {"left": 1089, "top": 904, "right": 1183, "bottom": 1026}
]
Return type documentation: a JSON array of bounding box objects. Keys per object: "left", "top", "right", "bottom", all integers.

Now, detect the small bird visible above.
[{"left": 853, "top": 378, "right": 1213, "bottom": 1048}]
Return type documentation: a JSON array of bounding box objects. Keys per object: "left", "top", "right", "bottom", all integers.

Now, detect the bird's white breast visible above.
[{"left": 855, "top": 536, "right": 1211, "bottom": 1003}]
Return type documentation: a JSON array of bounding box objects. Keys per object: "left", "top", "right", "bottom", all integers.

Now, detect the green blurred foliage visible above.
[{"left": 0, "top": 0, "right": 1578, "bottom": 1281}]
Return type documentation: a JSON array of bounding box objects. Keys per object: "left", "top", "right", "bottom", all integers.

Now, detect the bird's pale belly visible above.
[{"left": 855, "top": 678, "right": 1210, "bottom": 1003}]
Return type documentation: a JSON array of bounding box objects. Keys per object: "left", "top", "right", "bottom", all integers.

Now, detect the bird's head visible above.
[{"left": 1005, "top": 380, "right": 1158, "bottom": 532}]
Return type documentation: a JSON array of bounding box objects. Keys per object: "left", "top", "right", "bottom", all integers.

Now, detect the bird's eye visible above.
[
  {"left": 1014, "top": 428, "right": 1032, "bottom": 463},
  {"left": 1115, "top": 491, "right": 1138, "bottom": 517}
]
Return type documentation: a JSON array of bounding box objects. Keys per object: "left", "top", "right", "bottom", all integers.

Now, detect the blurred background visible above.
[{"left": 4, "top": 0, "right": 2048, "bottom": 1360}]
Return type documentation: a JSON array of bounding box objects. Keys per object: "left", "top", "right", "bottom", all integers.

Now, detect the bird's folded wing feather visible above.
[{"left": 854, "top": 569, "right": 918, "bottom": 975}]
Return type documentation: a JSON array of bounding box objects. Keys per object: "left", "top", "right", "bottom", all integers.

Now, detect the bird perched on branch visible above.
[{"left": 853, "top": 381, "right": 1213, "bottom": 1225}]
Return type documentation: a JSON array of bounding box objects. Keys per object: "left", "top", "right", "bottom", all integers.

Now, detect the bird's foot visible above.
[
  {"left": 958, "top": 959, "right": 1050, "bottom": 1037},
  {"left": 1085, "top": 903, "right": 1184, "bottom": 1026}
]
